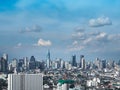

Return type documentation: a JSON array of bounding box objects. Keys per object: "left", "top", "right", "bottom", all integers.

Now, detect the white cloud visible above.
[
  {"left": 89, "top": 16, "right": 112, "bottom": 27},
  {"left": 14, "top": 43, "right": 22, "bottom": 48},
  {"left": 36, "top": 39, "right": 52, "bottom": 46},
  {"left": 83, "top": 38, "right": 93, "bottom": 44},
  {"left": 72, "top": 32, "right": 84, "bottom": 37},
  {"left": 17, "top": 43, "right": 22, "bottom": 47},
  {"left": 68, "top": 39, "right": 85, "bottom": 51},
  {"left": 68, "top": 46, "right": 84, "bottom": 51},
  {"left": 75, "top": 27, "right": 85, "bottom": 32},
  {"left": 108, "top": 34, "right": 120, "bottom": 41},
  {"left": 96, "top": 32, "right": 107, "bottom": 40},
  {"left": 70, "top": 30, "right": 111, "bottom": 52},
  {"left": 72, "top": 32, "right": 85, "bottom": 40},
  {"left": 20, "top": 25, "right": 42, "bottom": 33},
  {"left": 89, "top": 31, "right": 100, "bottom": 36},
  {"left": 72, "top": 41, "right": 78, "bottom": 45}
]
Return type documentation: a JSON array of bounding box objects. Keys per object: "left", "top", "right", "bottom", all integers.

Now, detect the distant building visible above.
[
  {"left": 79, "top": 55, "right": 84, "bottom": 68},
  {"left": 47, "top": 50, "right": 51, "bottom": 68},
  {"left": 52, "top": 61, "right": 58, "bottom": 69},
  {"left": 112, "top": 60, "right": 115, "bottom": 68},
  {"left": 80, "top": 55, "right": 86, "bottom": 69},
  {"left": 71, "top": 55, "right": 77, "bottom": 67},
  {"left": 0, "top": 54, "right": 8, "bottom": 73},
  {"left": 102, "top": 60, "right": 107, "bottom": 69},
  {"left": 118, "top": 60, "right": 120, "bottom": 66},
  {"left": 61, "top": 60, "right": 65, "bottom": 69},
  {"left": 94, "top": 58, "right": 101, "bottom": 69},
  {"left": 86, "top": 77, "right": 100, "bottom": 87},
  {"left": 65, "top": 62, "right": 71, "bottom": 70},
  {"left": 57, "top": 80, "right": 74, "bottom": 90},
  {"left": 11, "top": 59, "right": 18, "bottom": 69},
  {"left": 8, "top": 74, "right": 43, "bottom": 90},
  {"left": 0, "top": 57, "right": 8, "bottom": 73},
  {"left": 3, "top": 53, "right": 8, "bottom": 61},
  {"left": 18, "top": 59, "right": 24, "bottom": 72},
  {"left": 39, "top": 61, "right": 45, "bottom": 70},
  {"left": 29, "top": 56, "right": 36, "bottom": 70},
  {"left": 23, "top": 57, "right": 29, "bottom": 71}
]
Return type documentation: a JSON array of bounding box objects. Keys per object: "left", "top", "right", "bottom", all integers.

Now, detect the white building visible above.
[
  {"left": 61, "top": 60, "right": 64, "bottom": 68},
  {"left": 57, "top": 83, "right": 69, "bottom": 90},
  {"left": 3, "top": 53, "right": 8, "bottom": 61},
  {"left": 65, "top": 62, "right": 72, "bottom": 70},
  {"left": 23, "top": 57, "right": 29, "bottom": 70},
  {"left": 81, "top": 58, "right": 86, "bottom": 69},
  {"left": 8, "top": 74, "right": 43, "bottom": 90},
  {"left": 47, "top": 50, "right": 51, "bottom": 68},
  {"left": 86, "top": 78, "right": 100, "bottom": 87},
  {"left": 11, "top": 59, "right": 18, "bottom": 68}
]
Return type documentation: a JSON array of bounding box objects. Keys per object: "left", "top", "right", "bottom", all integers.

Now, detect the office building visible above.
[
  {"left": 8, "top": 74, "right": 43, "bottom": 90},
  {"left": 80, "top": 55, "right": 86, "bottom": 69},
  {"left": 3, "top": 53, "right": 8, "bottom": 61},
  {"left": 71, "top": 55, "right": 77, "bottom": 67},
  {"left": 61, "top": 60, "right": 65, "bottom": 69},
  {"left": 47, "top": 50, "right": 51, "bottom": 68},
  {"left": 0, "top": 53, "right": 8, "bottom": 73},
  {"left": 29, "top": 56, "right": 36, "bottom": 70},
  {"left": 23, "top": 57, "right": 29, "bottom": 70},
  {"left": 102, "top": 60, "right": 107, "bottom": 69}
]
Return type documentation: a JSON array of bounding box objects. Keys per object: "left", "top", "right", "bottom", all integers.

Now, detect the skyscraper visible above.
[
  {"left": 24, "top": 57, "right": 29, "bottom": 71},
  {"left": 71, "top": 55, "right": 77, "bottom": 67},
  {"left": 47, "top": 50, "right": 51, "bottom": 68},
  {"left": 0, "top": 54, "right": 8, "bottom": 73},
  {"left": 18, "top": 59, "right": 24, "bottom": 72},
  {"left": 102, "top": 60, "right": 107, "bottom": 69},
  {"left": 80, "top": 55, "right": 86, "bottom": 69},
  {"left": 29, "top": 56, "right": 36, "bottom": 70},
  {"left": 3, "top": 53, "right": 8, "bottom": 61},
  {"left": 1, "top": 53, "right": 8, "bottom": 73},
  {"left": 61, "top": 60, "right": 65, "bottom": 69},
  {"left": 11, "top": 59, "right": 18, "bottom": 68}
]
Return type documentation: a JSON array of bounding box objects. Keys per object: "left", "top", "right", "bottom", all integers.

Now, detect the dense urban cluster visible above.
[{"left": 0, "top": 51, "right": 120, "bottom": 90}]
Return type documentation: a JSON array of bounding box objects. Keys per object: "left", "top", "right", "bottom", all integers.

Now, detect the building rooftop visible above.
[{"left": 58, "top": 79, "right": 74, "bottom": 84}]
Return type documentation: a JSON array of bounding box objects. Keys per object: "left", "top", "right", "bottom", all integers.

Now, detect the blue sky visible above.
[{"left": 0, "top": 0, "right": 120, "bottom": 61}]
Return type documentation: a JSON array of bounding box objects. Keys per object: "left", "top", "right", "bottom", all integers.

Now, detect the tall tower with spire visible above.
[{"left": 47, "top": 50, "right": 51, "bottom": 68}]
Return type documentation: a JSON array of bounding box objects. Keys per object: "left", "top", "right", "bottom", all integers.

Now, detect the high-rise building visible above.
[
  {"left": 79, "top": 55, "right": 84, "bottom": 68},
  {"left": 3, "top": 53, "right": 8, "bottom": 61},
  {"left": 80, "top": 55, "right": 86, "bottom": 69},
  {"left": 47, "top": 50, "right": 51, "bottom": 68},
  {"left": 112, "top": 60, "right": 115, "bottom": 68},
  {"left": 0, "top": 57, "right": 8, "bottom": 73},
  {"left": 29, "top": 56, "right": 36, "bottom": 70},
  {"left": 11, "top": 59, "right": 18, "bottom": 68},
  {"left": 65, "top": 62, "right": 72, "bottom": 70},
  {"left": 24, "top": 57, "right": 29, "bottom": 71},
  {"left": 39, "top": 61, "right": 45, "bottom": 70},
  {"left": 61, "top": 60, "right": 65, "bottom": 69},
  {"left": 94, "top": 58, "right": 100, "bottom": 69},
  {"left": 0, "top": 53, "right": 8, "bottom": 73},
  {"left": 56, "top": 58, "right": 61, "bottom": 68},
  {"left": 102, "top": 60, "right": 107, "bottom": 69},
  {"left": 8, "top": 74, "right": 43, "bottom": 90},
  {"left": 18, "top": 59, "right": 24, "bottom": 72},
  {"left": 118, "top": 60, "right": 120, "bottom": 66},
  {"left": 71, "top": 55, "right": 77, "bottom": 67},
  {"left": 11, "top": 59, "right": 18, "bottom": 73}
]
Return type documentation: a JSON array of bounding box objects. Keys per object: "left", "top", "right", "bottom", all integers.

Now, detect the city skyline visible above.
[{"left": 0, "top": 0, "right": 120, "bottom": 60}]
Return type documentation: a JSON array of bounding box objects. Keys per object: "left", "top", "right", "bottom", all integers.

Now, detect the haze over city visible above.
[{"left": 0, "top": 0, "right": 120, "bottom": 60}]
